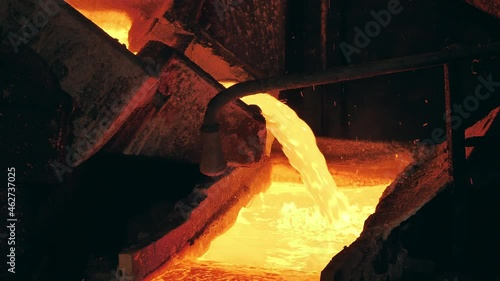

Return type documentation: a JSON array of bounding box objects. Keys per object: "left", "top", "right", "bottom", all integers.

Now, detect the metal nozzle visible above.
[{"left": 200, "top": 123, "right": 227, "bottom": 176}]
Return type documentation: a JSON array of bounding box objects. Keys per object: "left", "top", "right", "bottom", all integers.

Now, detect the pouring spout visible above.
[{"left": 200, "top": 123, "right": 227, "bottom": 176}]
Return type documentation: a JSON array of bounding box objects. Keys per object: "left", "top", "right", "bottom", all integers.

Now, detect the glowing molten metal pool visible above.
[
  {"left": 149, "top": 84, "right": 390, "bottom": 281},
  {"left": 152, "top": 181, "right": 388, "bottom": 281},
  {"left": 70, "top": 12, "right": 399, "bottom": 280}
]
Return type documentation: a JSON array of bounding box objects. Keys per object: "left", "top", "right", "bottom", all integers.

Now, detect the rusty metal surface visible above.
[
  {"left": 466, "top": 0, "right": 500, "bottom": 18},
  {"left": 0, "top": 46, "right": 73, "bottom": 183},
  {"left": 126, "top": 0, "right": 200, "bottom": 53},
  {"left": 1, "top": 0, "right": 158, "bottom": 166},
  {"left": 129, "top": 15, "right": 259, "bottom": 82},
  {"left": 1, "top": 1, "right": 267, "bottom": 166},
  {"left": 128, "top": 21, "right": 262, "bottom": 82},
  {"left": 65, "top": 0, "right": 286, "bottom": 82},
  {"left": 106, "top": 41, "right": 267, "bottom": 165},
  {"left": 126, "top": 0, "right": 286, "bottom": 81},
  {"left": 199, "top": 0, "right": 286, "bottom": 77}
]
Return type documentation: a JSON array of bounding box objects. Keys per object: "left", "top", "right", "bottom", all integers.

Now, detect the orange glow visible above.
[
  {"left": 71, "top": 6, "right": 395, "bottom": 279},
  {"left": 75, "top": 9, "right": 132, "bottom": 48},
  {"left": 154, "top": 181, "right": 387, "bottom": 280},
  {"left": 221, "top": 82, "right": 352, "bottom": 226},
  {"left": 150, "top": 85, "right": 391, "bottom": 280},
  {"left": 199, "top": 182, "right": 387, "bottom": 273}
]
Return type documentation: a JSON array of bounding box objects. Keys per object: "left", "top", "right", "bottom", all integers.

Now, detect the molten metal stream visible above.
[
  {"left": 69, "top": 9, "right": 354, "bottom": 225},
  {"left": 68, "top": 14, "right": 389, "bottom": 279},
  {"left": 224, "top": 84, "right": 352, "bottom": 226},
  {"left": 175, "top": 83, "right": 386, "bottom": 279}
]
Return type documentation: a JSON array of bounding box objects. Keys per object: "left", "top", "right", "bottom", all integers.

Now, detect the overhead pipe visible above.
[{"left": 199, "top": 43, "right": 500, "bottom": 176}]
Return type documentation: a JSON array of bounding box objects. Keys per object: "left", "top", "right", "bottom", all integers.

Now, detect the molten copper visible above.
[{"left": 67, "top": 7, "right": 410, "bottom": 280}]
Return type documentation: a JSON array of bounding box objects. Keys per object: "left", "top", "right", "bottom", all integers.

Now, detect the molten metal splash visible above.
[
  {"left": 197, "top": 181, "right": 387, "bottom": 275},
  {"left": 179, "top": 83, "right": 386, "bottom": 279},
  {"left": 223, "top": 84, "right": 352, "bottom": 226},
  {"left": 65, "top": 6, "right": 389, "bottom": 276}
]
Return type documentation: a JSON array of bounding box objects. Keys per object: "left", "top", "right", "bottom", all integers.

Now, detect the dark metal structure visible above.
[{"left": 201, "top": 43, "right": 500, "bottom": 177}]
